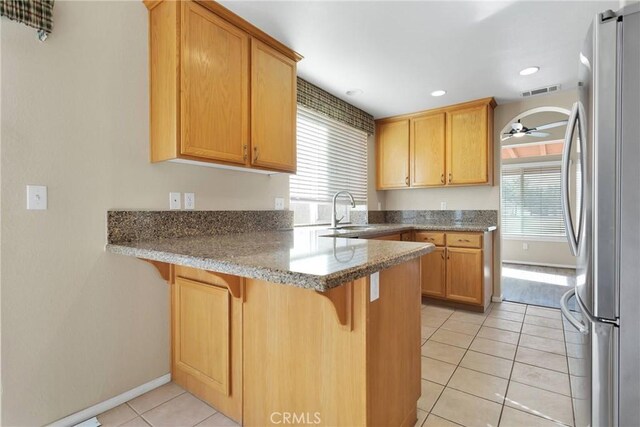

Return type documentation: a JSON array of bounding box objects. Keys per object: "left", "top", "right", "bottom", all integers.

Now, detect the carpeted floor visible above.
[{"left": 501, "top": 263, "right": 577, "bottom": 309}]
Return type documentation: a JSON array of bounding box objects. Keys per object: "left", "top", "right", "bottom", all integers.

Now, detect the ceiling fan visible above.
[{"left": 501, "top": 119, "right": 568, "bottom": 141}]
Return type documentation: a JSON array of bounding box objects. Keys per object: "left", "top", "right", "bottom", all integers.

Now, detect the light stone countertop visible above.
[
  {"left": 106, "top": 223, "right": 495, "bottom": 291},
  {"left": 106, "top": 226, "right": 432, "bottom": 291}
]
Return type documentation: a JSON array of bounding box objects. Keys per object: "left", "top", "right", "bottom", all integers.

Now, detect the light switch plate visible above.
[
  {"left": 184, "top": 193, "right": 195, "bottom": 210},
  {"left": 370, "top": 272, "right": 380, "bottom": 302},
  {"left": 169, "top": 192, "right": 181, "bottom": 210},
  {"left": 27, "top": 185, "right": 47, "bottom": 210},
  {"left": 274, "top": 197, "right": 285, "bottom": 210},
  {"left": 440, "top": 201, "right": 447, "bottom": 210}
]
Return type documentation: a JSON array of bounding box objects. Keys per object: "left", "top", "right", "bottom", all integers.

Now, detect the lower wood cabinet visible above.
[
  {"left": 416, "top": 231, "right": 492, "bottom": 311},
  {"left": 445, "top": 247, "right": 483, "bottom": 305},
  {"left": 420, "top": 247, "right": 446, "bottom": 298},
  {"left": 171, "top": 265, "right": 243, "bottom": 422}
]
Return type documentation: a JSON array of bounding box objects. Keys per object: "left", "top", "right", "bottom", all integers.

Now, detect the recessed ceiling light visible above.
[
  {"left": 345, "top": 89, "right": 364, "bottom": 96},
  {"left": 431, "top": 90, "right": 446, "bottom": 97},
  {"left": 519, "top": 66, "right": 540, "bottom": 76}
]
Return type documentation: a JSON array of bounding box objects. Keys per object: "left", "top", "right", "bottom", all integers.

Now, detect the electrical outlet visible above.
[
  {"left": 27, "top": 185, "right": 47, "bottom": 210},
  {"left": 370, "top": 272, "right": 380, "bottom": 302},
  {"left": 440, "top": 201, "right": 447, "bottom": 210},
  {"left": 184, "top": 193, "right": 195, "bottom": 210},
  {"left": 274, "top": 197, "right": 285, "bottom": 210},
  {"left": 169, "top": 192, "right": 181, "bottom": 210},
  {"left": 523, "top": 243, "right": 529, "bottom": 251}
]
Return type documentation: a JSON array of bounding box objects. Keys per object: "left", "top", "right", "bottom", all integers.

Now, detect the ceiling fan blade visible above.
[
  {"left": 527, "top": 132, "right": 550, "bottom": 137},
  {"left": 533, "top": 120, "right": 568, "bottom": 131},
  {"left": 501, "top": 134, "right": 514, "bottom": 141}
]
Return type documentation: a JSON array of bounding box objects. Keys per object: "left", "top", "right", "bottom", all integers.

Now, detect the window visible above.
[
  {"left": 501, "top": 162, "right": 566, "bottom": 238},
  {"left": 290, "top": 106, "right": 368, "bottom": 226}
]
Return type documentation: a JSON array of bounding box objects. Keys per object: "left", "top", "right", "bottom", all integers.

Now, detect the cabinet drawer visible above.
[
  {"left": 446, "top": 233, "right": 482, "bottom": 248},
  {"left": 415, "top": 232, "right": 445, "bottom": 246}
]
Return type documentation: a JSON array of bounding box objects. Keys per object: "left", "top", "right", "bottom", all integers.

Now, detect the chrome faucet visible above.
[{"left": 330, "top": 190, "right": 356, "bottom": 229}]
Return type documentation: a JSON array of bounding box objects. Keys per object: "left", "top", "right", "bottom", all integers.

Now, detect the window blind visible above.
[
  {"left": 290, "top": 106, "right": 368, "bottom": 204},
  {"left": 501, "top": 163, "right": 566, "bottom": 237}
]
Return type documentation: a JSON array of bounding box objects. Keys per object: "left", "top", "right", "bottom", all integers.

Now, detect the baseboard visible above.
[
  {"left": 48, "top": 373, "right": 171, "bottom": 427},
  {"left": 502, "top": 260, "right": 576, "bottom": 269},
  {"left": 491, "top": 295, "right": 504, "bottom": 303}
]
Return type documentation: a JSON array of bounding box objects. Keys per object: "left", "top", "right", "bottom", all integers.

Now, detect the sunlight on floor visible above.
[{"left": 502, "top": 267, "right": 573, "bottom": 287}]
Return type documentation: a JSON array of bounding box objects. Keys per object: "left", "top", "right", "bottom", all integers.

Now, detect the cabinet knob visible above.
[
  {"left": 441, "top": 252, "right": 445, "bottom": 260},
  {"left": 405, "top": 176, "right": 410, "bottom": 186},
  {"left": 448, "top": 173, "right": 453, "bottom": 183},
  {"left": 441, "top": 173, "right": 445, "bottom": 184},
  {"left": 243, "top": 144, "right": 248, "bottom": 161},
  {"left": 458, "top": 239, "right": 470, "bottom": 242},
  {"left": 253, "top": 146, "right": 259, "bottom": 162}
]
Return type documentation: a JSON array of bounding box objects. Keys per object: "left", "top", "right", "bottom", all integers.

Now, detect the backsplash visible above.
[
  {"left": 351, "top": 210, "right": 497, "bottom": 228},
  {"left": 107, "top": 210, "right": 294, "bottom": 244}
]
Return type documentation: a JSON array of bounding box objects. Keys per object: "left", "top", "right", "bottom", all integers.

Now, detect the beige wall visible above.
[{"left": 1, "top": 2, "right": 289, "bottom": 425}]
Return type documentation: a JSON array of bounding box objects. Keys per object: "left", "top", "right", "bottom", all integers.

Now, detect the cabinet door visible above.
[
  {"left": 446, "top": 248, "right": 483, "bottom": 304},
  {"left": 181, "top": 1, "right": 249, "bottom": 164},
  {"left": 251, "top": 40, "right": 297, "bottom": 172},
  {"left": 421, "top": 247, "right": 446, "bottom": 298},
  {"left": 411, "top": 113, "right": 446, "bottom": 187},
  {"left": 174, "top": 276, "right": 230, "bottom": 395},
  {"left": 376, "top": 120, "right": 410, "bottom": 189},
  {"left": 446, "top": 105, "right": 489, "bottom": 185}
]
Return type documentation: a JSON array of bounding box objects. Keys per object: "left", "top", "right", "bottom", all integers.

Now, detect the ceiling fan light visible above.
[
  {"left": 519, "top": 66, "right": 540, "bottom": 76},
  {"left": 513, "top": 132, "right": 526, "bottom": 138}
]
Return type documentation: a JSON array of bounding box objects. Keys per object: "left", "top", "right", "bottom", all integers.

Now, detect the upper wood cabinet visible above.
[
  {"left": 446, "top": 104, "right": 491, "bottom": 185},
  {"left": 411, "top": 113, "right": 446, "bottom": 187},
  {"left": 250, "top": 41, "right": 297, "bottom": 172},
  {"left": 376, "top": 119, "right": 410, "bottom": 189},
  {"left": 181, "top": 1, "right": 249, "bottom": 165},
  {"left": 145, "top": 0, "right": 302, "bottom": 174},
  {"left": 375, "top": 97, "right": 495, "bottom": 190}
]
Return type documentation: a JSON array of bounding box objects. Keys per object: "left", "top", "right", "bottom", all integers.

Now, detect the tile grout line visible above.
[
  {"left": 424, "top": 302, "right": 506, "bottom": 426},
  {"left": 494, "top": 302, "right": 524, "bottom": 427}
]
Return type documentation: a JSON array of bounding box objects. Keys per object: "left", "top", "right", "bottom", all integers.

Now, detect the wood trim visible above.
[
  {"left": 140, "top": 259, "right": 172, "bottom": 282},
  {"left": 375, "top": 97, "right": 495, "bottom": 124},
  {"left": 316, "top": 282, "right": 354, "bottom": 330}
]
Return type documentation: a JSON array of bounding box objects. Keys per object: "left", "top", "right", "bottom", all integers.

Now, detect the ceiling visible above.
[{"left": 220, "top": 0, "right": 619, "bottom": 118}]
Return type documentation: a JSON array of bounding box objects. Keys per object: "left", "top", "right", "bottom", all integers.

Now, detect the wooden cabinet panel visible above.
[
  {"left": 369, "top": 233, "right": 402, "bottom": 241},
  {"left": 376, "top": 120, "right": 409, "bottom": 189},
  {"left": 446, "top": 232, "right": 482, "bottom": 249},
  {"left": 421, "top": 247, "right": 446, "bottom": 298},
  {"left": 181, "top": 1, "right": 249, "bottom": 164},
  {"left": 251, "top": 40, "right": 297, "bottom": 172},
  {"left": 411, "top": 113, "right": 446, "bottom": 187},
  {"left": 171, "top": 266, "right": 243, "bottom": 421},
  {"left": 401, "top": 231, "right": 413, "bottom": 241},
  {"left": 446, "top": 105, "right": 489, "bottom": 185},
  {"left": 174, "top": 276, "right": 230, "bottom": 395},
  {"left": 415, "top": 231, "right": 445, "bottom": 246},
  {"left": 446, "top": 248, "right": 483, "bottom": 304},
  {"left": 146, "top": 0, "right": 300, "bottom": 173}
]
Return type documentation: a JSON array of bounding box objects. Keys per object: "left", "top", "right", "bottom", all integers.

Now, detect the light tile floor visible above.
[{"left": 97, "top": 300, "right": 584, "bottom": 427}]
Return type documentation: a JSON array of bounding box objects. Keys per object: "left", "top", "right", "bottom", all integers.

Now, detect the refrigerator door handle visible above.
[
  {"left": 561, "top": 102, "right": 580, "bottom": 256},
  {"left": 560, "top": 288, "right": 589, "bottom": 334}
]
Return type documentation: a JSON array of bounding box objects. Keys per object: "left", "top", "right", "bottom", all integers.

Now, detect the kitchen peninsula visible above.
[{"left": 106, "top": 211, "right": 434, "bottom": 426}]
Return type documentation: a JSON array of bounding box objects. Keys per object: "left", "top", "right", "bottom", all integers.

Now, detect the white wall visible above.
[{"left": 1, "top": 2, "right": 289, "bottom": 425}]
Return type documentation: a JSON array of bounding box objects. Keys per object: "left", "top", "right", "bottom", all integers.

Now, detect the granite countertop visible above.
[
  {"left": 106, "top": 227, "right": 434, "bottom": 292},
  {"left": 323, "top": 223, "right": 497, "bottom": 238}
]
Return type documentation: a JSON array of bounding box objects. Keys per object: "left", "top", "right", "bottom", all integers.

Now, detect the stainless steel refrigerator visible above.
[{"left": 559, "top": 3, "right": 640, "bottom": 427}]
